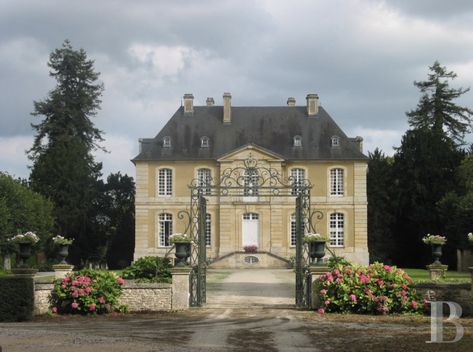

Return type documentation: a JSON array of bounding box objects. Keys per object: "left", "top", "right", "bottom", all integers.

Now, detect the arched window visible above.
[
  {"left": 330, "top": 168, "right": 344, "bottom": 196},
  {"left": 291, "top": 168, "right": 305, "bottom": 195},
  {"left": 293, "top": 135, "right": 302, "bottom": 147},
  {"left": 158, "top": 168, "right": 172, "bottom": 196},
  {"left": 205, "top": 213, "right": 211, "bottom": 246},
  {"left": 331, "top": 136, "right": 340, "bottom": 147},
  {"left": 197, "top": 168, "right": 211, "bottom": 195},
  {"left": 329, "top": 213, "right": 344, "bottom": 247},
  {"left": 201, "top": 136, "right": 209, "bottom": 148},
  {"left": 163, "top": 136, "right": 171, "bottom": 148},
  {"left": 158, "top": 213, "right": 173, "bottom": 247}
]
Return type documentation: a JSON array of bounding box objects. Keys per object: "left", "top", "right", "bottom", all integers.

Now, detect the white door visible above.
[{"left": 242, "top": 213, "right": 259, "bottom": 247}]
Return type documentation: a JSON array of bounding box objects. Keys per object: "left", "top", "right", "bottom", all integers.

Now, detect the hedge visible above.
[{"left": 0, "top": 276, "right": 34, "bottom": 321}]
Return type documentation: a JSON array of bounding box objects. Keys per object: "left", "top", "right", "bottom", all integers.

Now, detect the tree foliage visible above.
[
  {"left": 28, "top": 40, "right": 104, "bottom": 265},
  {"left": 407, "top": 61, "right": 473, "bottom": 144}
]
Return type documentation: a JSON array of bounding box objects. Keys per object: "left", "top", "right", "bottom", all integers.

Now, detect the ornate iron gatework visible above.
[{"left": 182, "top": 154, "right": 321, "bottom": 308}]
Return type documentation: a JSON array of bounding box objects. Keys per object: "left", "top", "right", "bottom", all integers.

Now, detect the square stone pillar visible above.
[
  {"left": 52, "top": 264, "right": 74, "bottom": 279},
  {"left": 426, "top": 264, "right": 448, "bottom": 280},
  {"left": 309, "top": 265, "right": 330, "bottom": 309},
  {"left": 172, "top": 267, "right": 192, "bottom": 310}
]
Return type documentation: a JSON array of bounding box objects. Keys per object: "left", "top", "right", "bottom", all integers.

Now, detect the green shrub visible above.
[
  {"left": 316, "top": 262, "right": 422, "bottom": 315},
  {"left": 122, "top": 256, "right": 172, "bottom": 283},
  {"left": 0, "top": 276, "right": 34, "bottom": 321},
  {"left": 327, "top": 255, "right": 351, "bottom": 269},
  {"left": 50, "top": 269, "right": 125, "bottom": 315}
]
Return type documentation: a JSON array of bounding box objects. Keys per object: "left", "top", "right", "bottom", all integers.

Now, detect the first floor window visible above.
[
  {"left": 291, "top": 168, "right": 305, "bottom": 195},
  {"left": 158, "top": 168, "right": 172, "bottom": 196},
  {"left": 198, "top": 168, "right": 211, "bottom": 195},
  {"left": 329, "top": 213, "right": 344, "bottom": 247},
  {"left": 158, "top": 213, "right": 173, "bottom": 247},
  {"left": 205, "top": 213, "right": 211, "bottom": 246},
  {"left": 290, "top": 214, "right": 296, "bottom": 246},
  {"left": 330, "top": 168, "right": 344, "bottom": 196},
  {"left": 244, "top": 168, "right": 259, "bottom": 196}
]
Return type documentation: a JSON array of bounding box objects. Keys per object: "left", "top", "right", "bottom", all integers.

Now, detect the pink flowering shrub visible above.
[
  {"left": 315, "top": 262, "right": 422, "bottom": 315},
  {"left": 50, "top": 269, "right": 126, "bottom": 315}
]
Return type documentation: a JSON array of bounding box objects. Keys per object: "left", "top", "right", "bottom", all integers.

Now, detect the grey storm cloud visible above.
[{"left": 1, "top": 0, "right": 473, "bottom": 178}]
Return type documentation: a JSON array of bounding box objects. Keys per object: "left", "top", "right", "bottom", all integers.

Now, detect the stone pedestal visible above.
[
  {"left": 171, "top": 267, "right": 192, "bottom": 310},
  {"left": 427, "top": 264, "right": 448, "bottom": 280},
  {"left": 52, "top": 264, "right": 73, "bottom": 279},
  {"left": 468, "top": 267, "right": 473, "bottom": 293},
  {"left": 309, "top": 265, "right": 330, "bottom": 309}
]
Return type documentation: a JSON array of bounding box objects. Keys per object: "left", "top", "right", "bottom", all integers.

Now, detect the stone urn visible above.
[
  {"left": 308, "top": 241, "right": 326, "bottom": 265},
  {"left": 174, "top": 242, "right": 191, "bottom": 267},
  {"left": 431, "top": 243, "right": 443, "bottom": 265},
  {"left": 57, "top": 244, "right": 70, "bottom": 264},
  {"left": 16, "top": 241, "right": 33, "bottom": 268}
]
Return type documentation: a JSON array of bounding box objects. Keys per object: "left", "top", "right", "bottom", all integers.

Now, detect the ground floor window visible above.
[
  {"left": 290, "top": 214, "right": 296, "bottom": 246},
  {"left": 158, "top": 213, "right": 173, "bottom": 247},
  {"left": 329, "top": 213, "right": 344, "bottom": 247},
  {"left": 205, "top": 213, "right": 211, "bottom": 246}
]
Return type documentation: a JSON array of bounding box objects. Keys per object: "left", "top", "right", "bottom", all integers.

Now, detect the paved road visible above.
[{"left": 206, "top": 269, "right": 295, "bottom": 308}]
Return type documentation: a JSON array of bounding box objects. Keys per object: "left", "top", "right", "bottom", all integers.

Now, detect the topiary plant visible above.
[{"left": 121, "top": 256, "right": 172, "bottom": 283}]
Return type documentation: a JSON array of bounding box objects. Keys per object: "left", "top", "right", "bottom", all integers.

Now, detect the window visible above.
[
  {"left": 163, "top": 136, "right": 171, "bottom": 148},
  {"left": 330, "top": 168, "right": 344, "bottom": 196},
  {"left": 205, "top": 213, "right": 211, "bottom": 246},
  {"left": 331, "top": 136, "right": 340, "bottom": 147},
  {"left": 197, "top": 168, "right": 211, "bottom": 195},
  {"left": 290, "top": 214, "right": 297, "bottom": 246},
  {"left": 291, "top": 168, "right": 305, "bottom": 195},
  {"left": 329, "top": 213, "right": 344, "bottom": 247},
  {"left": 244, "top": 168, "right": 259, "bottom": 196},
  {"left": 201, "top": 136, "right": 209, "bottom": 148},
  {"left": 158, "top": 213, "right": 173, "bottom": 247},
  {"left": 293, "top": 135, "right": 302, "bottom": 147},
  {"left": 158, "top": 168, "right": 172, "bottom": 196},
  {"left": 243, "top": 213, "right": 259, "bottom": 220}
]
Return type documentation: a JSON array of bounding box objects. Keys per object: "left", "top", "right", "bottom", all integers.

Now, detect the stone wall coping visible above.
[
  {"left": 122, "top": 281, "right": 172, "bottom": 289},
  {"left": 35, "top": 283, "right": 54, "bottom": 290},
  {"left": 414, "top": 282, "right": 471, "bottom": 289}
]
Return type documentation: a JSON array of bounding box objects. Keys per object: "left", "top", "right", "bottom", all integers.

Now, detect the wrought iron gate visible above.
[{"left": 182, "top": 154, "right": 319, "bottom": 308}]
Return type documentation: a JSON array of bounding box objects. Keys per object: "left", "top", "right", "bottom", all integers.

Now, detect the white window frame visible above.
[
  {"left": 330, "top": 168, "right": 344, "bottom": 196},
  {"left": 158, "top": 213, "right": 173, "bottom": 247},
  {"left": 205, "top": 213, "right": 211, "bottom": 247},
  {"left": 163, "top": 136, "right": 171, "bottom": 148},
  {"left": 201, "top": 136, "right": 209, "bottom": 148},
  {"left": 329, "top": 212, "right": 344, "bottom": 247},
  {"left": 197, "top": 168, "right": 211, "bottom": 195},
  {"left": 290, "top": 214, "right": 297, "bottom": 247},
  {"left": 158, "top": 168, "right": 173, "bottom": 196},
  {"left": 243, "top": 168, "right": 259, "bottom": 197},
  {"left": 290, "top": 168, "right": 306, "bottom": 195},
  {"left": 293, "top": 135, "right": 302, "bottom": 147},
  {"left": 331, "top": 136, "right": 340, "bottom": 147}
]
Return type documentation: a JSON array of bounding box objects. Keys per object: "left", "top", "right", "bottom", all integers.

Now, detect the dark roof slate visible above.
[{"left": 133, "top": 105, "right": 367, "bottom": 162}]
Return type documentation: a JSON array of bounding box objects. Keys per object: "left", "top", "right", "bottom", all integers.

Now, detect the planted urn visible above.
[{"left": 304, "top": 233, "right": 328, "bottom": 265}]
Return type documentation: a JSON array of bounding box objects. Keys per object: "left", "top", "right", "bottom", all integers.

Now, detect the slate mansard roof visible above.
[{"left": 132, "top": 105, "right": 367, "bottom": 162}]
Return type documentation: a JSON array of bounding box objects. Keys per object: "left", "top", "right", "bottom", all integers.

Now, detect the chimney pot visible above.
[
  {"left": 287, "top": 97, "right": 296, "bottom": 106},
  {"left": 206, "top": 97, "right": 215, "bottom": 106},
  {"left": 183, "top": 93, "right": 194, "bottom": 114},
  {"left": 306, "top": 93, "right": 319, "bottom": 116},
  {"left": 223, "top": 92, "right": 232, "bottom": 123}
]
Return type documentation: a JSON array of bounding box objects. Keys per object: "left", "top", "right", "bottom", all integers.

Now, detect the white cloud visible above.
[
  {"left": 0, "top": 135, "right": 31, "bottom": 179},
  {"left": 350, "top": 127, "right": 405, "bottom": 156},
  {"left": 94, "top": 134, "right": 137, "bottom": 178}
]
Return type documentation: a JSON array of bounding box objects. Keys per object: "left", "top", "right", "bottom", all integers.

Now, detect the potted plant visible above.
[
  {"left": 422, "top": 234, "right": 447, "bottom": 265},
  {"left": 303, "top": 233, "right": 328, "bottom": 265},
  {"left": 243, "top": 245, "right": 258, "bottom": 253},
  {"left": 8, "top": 231, "right": 40, "bottom": 268},
  {"left": 169, "top": 233, "right": 192, "bottom": 267},
  {"left": 52, "top": 235, "right": 74, "bottom": 264}
]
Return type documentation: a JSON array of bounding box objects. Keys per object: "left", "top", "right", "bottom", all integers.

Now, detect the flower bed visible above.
[{"left": 315, "top": 262, "right": 422, "bottom": 315}]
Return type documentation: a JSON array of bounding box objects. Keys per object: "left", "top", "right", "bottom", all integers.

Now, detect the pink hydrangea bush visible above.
[
  {"left": 50, "top": 269, "right": 126, "bottom": 315},
  {"left": 315, "top": 262, "right": 422, "bottom": 315}
]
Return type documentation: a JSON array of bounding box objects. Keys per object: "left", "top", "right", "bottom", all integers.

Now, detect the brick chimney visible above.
[
  {"left": 206, "top": 97, "right": 215, "bottom": 106},
  {"left": 183, "top": 93, "right": 194, "bottom": 114},
  {"left": 306, "top": 93, "right": 319, "bottom": 116},
  {"left": 223, "top": 92, "right": 231, "bottom": 123},
  {"left": 287, "top": 97, "right": 296, "bottom": 106}
]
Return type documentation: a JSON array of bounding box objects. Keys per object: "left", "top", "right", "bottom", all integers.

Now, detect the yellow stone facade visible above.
[{"left": 134, "top": 145, "right": 369, "bottom": 266}]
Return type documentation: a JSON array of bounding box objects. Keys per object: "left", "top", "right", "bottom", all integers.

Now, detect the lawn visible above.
[{"left": 403, "top": 268, "right": 471, "bottom": 283}]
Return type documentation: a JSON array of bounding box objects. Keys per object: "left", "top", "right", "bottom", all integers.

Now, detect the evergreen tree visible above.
[
  {"left": 367, "top": 148, "right": 396, "bottom": 263},
  {"left": 407, "top": 61, "right": 473, "bottom": 145},
  {"left": 28, "top": 40, "right": 104, "bottom": 265}
]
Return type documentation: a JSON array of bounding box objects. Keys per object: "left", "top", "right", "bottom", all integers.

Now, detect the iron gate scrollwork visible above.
[{"left": 182, "top": 154, "right": 321, "bottom": 308}]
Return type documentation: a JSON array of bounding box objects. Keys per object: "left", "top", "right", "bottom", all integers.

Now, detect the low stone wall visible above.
[
  {"left": 33, "top": 281, "right": 172, "bottom": 315},
  {"left": 414, "top": 282, "right": 473, "bottom": 316}
]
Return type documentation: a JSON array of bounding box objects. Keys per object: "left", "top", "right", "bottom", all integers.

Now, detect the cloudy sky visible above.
[{"left": 1, "top": 0, "right": 473, "bottom": 179}]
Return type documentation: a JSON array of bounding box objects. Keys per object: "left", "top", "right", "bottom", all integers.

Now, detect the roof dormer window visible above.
[
  {"left": 331, "top": 136, "right": 340, "bottom": 147},
  {"left": 293, "top": 135, "right": 302, "bottom": 147},
  {"left": 201, "top": 136, "right": 209, "bottom": 148},
  {"left": 163, "top": 136, "right": 171, "bottom": 148}
]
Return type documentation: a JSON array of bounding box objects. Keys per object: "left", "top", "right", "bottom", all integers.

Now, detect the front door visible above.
[{"left": 242, "top": 213, "right": 259, "bottom": 247}]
